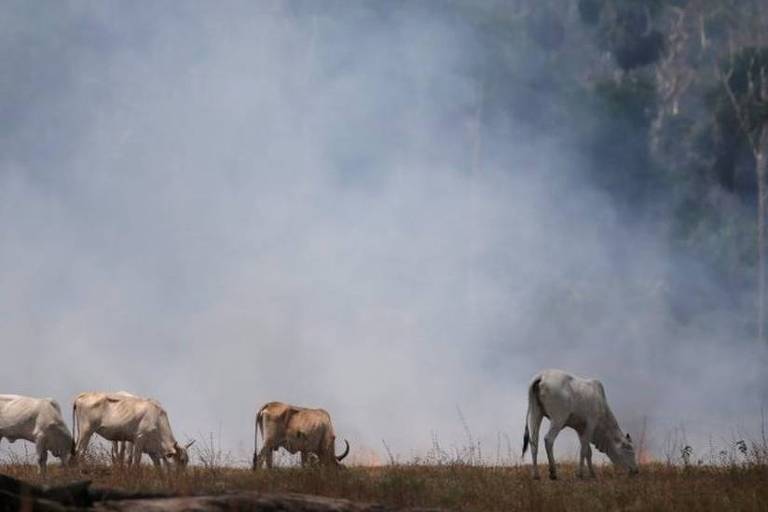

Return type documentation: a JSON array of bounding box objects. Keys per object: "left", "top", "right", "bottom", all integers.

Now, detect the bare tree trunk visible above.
[
  {"left": 721, "top": 60, "right": 768, "bottom": 342},
  {"left": 758, "top": 126, "right": 768, "bottom": 343}
]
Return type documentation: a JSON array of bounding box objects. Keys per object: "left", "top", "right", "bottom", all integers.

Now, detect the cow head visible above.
[
  {"left": 52, "top": 442, "right": 73, "bottom": 466},
  {"left": 610, "top": 433, "right": 638, "bottom": 475},
  {"left": 166, "top": 440, "right": 195, "bottom": 468},
  {"left": 48, "top": 426, "right": 75, "bottom": 465}
]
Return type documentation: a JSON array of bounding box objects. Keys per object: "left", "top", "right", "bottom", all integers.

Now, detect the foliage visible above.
[
  {"left": 461, "top": 0, "right": 768, "bottom": 324},
  {"left": 723, "top": 47, "right": 768, "bottom": 133}
]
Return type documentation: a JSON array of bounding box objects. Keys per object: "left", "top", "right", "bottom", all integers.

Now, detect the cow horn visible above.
[
  {"left": 336, "top": 439, "right": 350, "bottom": 462},
  {"left": 184, "top": 440, "right": 196, "bottom": 450}
]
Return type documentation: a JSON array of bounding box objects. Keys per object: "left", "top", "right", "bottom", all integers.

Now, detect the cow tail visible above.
[
  {"left": 522, "top": 377, "right": 542, "bottom": 458},
  {"left": 522, "top": 424, "right": 530, "bottom": 458},
  {"left": 252, "top": 407, "right": 264, "bottom": 469},
  {"left": 71, "top": 401, "right": 78, "bottom": 455}
]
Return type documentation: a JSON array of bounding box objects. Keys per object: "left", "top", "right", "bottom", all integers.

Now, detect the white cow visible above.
[
  {"left": 522, "top": 369, "right": 638, "bottom": 479},
  {"left": 73, "top": 392, "right": 193, "bottom": 469},
  {"left": 0, "top": 394, "right": 74, "bottom": 474}
]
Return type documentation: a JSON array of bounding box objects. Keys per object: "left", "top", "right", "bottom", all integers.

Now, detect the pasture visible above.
[{"left": 1, "top": 459, "right": 767, "bottom": 511}]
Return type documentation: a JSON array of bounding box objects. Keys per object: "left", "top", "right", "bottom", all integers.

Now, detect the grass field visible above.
[{"left": 2, "top": 461, "right": 767, "bottom": 511}]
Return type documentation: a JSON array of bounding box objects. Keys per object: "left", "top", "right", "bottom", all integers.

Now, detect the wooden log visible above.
[
  {"left": 0, "top": 490, "right": 72, "bottom": 512},
  {"left": 0, "top": 473, "right": 445, "bottom": 511},
  {"left": 94, "top": 492, "right": 445, "bottom": 512},
  {"left": 0, "top": 474, "right": 92, "bottom": 508}
]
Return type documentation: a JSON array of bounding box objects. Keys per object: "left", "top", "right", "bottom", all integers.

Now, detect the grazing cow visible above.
[
  {"left": 252, "top": 401, "right": 350, "bottom": 469},
  {"left": 0, "top": 395, "right": 74, "bottom": 474},
  {"left": 522, "top": 369, "right": 638, "bottom": 479},
  {"left": 73, "top": 392, "right": 193, "bottom": 469}
]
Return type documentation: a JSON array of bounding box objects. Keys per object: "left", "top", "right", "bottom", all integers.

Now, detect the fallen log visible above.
[
  {"left": 0, "top": 490, "right": 72, "bottom": 512},
  {"left": 93, "top": 492, "right": 444, "bottom": 512},
  {"left": 0, "top": 473, "right": 92, "bottom": 508},
  {"left": 0, "top": 473, "right": 445, "bottom": 511}
]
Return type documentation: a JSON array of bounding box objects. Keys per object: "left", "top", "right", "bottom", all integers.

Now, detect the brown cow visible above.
[{"left": 252, "top": 401, "right": 349, "bottom": 469}]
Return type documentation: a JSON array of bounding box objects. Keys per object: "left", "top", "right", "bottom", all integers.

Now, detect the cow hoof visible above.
[
  {"left": 532, "top": 474, "right": 541, "bottom": 480},
  {"left": 549, "top": 474, "right": 558, "bottom": 481}
]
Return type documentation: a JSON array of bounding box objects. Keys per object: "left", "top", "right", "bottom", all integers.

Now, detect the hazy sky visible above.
[{"left": 1, "top": 1, "right": 766, "bottom": 466}]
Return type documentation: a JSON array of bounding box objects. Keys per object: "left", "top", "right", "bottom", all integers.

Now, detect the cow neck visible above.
[{"left": 591, "top": 406, "right": 621, "bottom": 455}]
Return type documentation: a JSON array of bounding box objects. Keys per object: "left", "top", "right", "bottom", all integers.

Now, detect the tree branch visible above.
[{"left": 720, "top": 67, "right": 760, "bottom": 155}]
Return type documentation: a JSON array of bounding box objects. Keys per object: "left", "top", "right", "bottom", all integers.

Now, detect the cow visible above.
[
  {"left": 0, "top": 394, "right": 74, "bottom": 474},
  {"left": 521, "top": 369, "right": 638, "bottom": 480},
  {"left": 73, "top": 392, "right": 194, "bottom": 469},
  {"left": 252, "top": 401, "right": 350, "bottom": 469}
]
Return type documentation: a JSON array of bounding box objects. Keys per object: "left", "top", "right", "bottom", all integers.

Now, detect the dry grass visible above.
[{"left": 2, "top": 461, "right": 767, "bottom": 511}]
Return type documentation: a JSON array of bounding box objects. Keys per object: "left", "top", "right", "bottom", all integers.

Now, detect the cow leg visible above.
[
  {"left": 123, "top": 442, "right": 134, "bottom": 466},
  {"left": 300, "top": 451, "right": 308, "bottom": 467},
  {"left": 577, "top": 433, "right": 588, "bottom": 479},
  {"left": 118, "top": 441, "right": 129, "bottom": 465},
  {"left": 583, "top": 442, "right": 595, "bottom": 478},
  {"left": 585, "top": 439, "right": 596, "bottom": 478},
  {"left": 528, "top": 407, "right": 544, "bottom": 480},
  {"left": 152, "top": 452, "right": 172, "bottom": 475},
  {"left": 36, "top": 439, "right": 48, "bottom": 475},
  {"left": 254, "top": 443, "right": 273, "bottom": 469},
  {"left": 130, "top": 440, "right": 144, "bottom": 467},
  {"left": 543, "top": 420, "right": 564, "bottom": 480},
  {"left": 75, "top": 430, "right": 93, "bottom": 457},
  {"left": 254, "top": 445, "right": 267, "bottom": 469},
  {"left": 119, "top": 441, "right": 132, "bottom": 466},
  {"left": 74, "top": 427, "right": 96, "bottom": 459},
  {"left": 319, "top": 440, "right": 335, "bottom": 467},
  {"left": 111, "top": 442, "right": 120, "bottom": 465},
  {"left": 148, "top": 452, "right": 162, "bottom": 469},
  {"left": 574, "top": 423, "right": 595, "bottom": 479}
]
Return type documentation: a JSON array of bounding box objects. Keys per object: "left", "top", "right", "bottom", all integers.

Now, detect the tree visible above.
[{"left": 721, "top": 44, "right": 768, "bottom": 341}]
